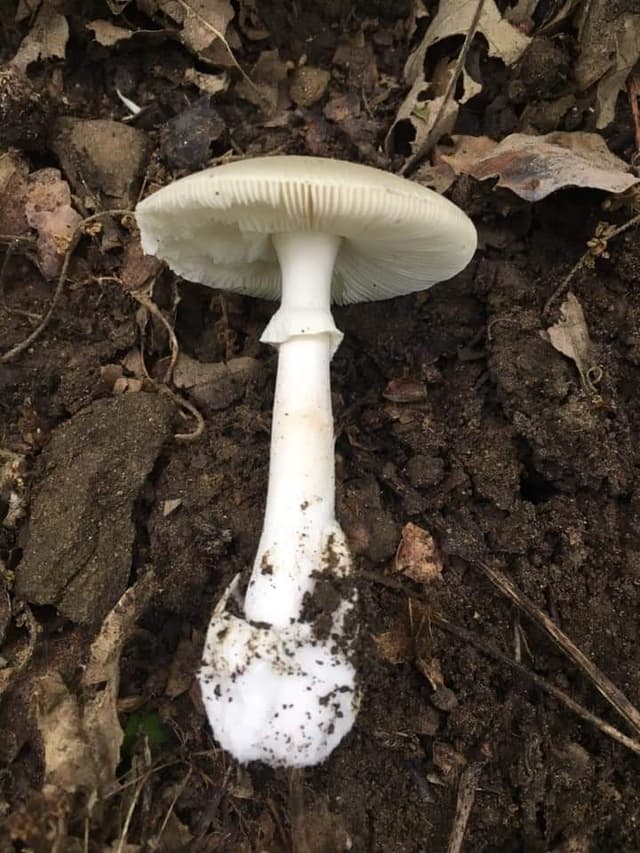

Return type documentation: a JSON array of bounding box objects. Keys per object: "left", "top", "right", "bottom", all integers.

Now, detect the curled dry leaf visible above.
[
  {"left": 394, "top": 522, "right": 443, "bottom": 584},
  {"left": 139, "top": 0, "right": 236, "bottom": 64},
  {"left": 35, "top": 573, "right": 157, "bottom": 798},
  {"left": 184, "top": 67, "right": 229, "bottom": 95},
  {"left": 544, "top": 292, "right": 600, "bottom": 395},
  {"left": 24, "top": 168, "right": 83, "bottom": 279},
  {"left": 574, "top": 0, "right": 640, "bottom": 129},
  {"left": 13, "top": 6, "right": 69, "bottom": 71},
  {"left": 438, "top": 132, "right": 640, "bottom": 202},
  {"left": 387, "top": 0, "right": 530, "bottom": 158},
  {"left": 87, "top": 19, "right": 135, "bottom": 46}
]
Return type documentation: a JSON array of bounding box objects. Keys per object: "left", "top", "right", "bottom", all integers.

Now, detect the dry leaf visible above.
[
  {"left": 394, "top": 523, "right": 443, "bottom": 584},
  {"left": 24, "top": 168, "right": 82, "bottom": 278},
  {"left": 575, "top": 0, "right": 640, "bottom": 128},
  {"left": 35, "top": 573, "right": 157, "bottom": 798},
  {"left": 544, "top": 292, "right": 599, "bottom": 394},
  {"left": 140, "top": 0, "right": 235, "bottom": 62},
  {"left": 87, "top": 19, "right": 135, "bottom": 46},
  {"left": 439, "top": 132, "right": 640, "bottom": 202},
  {"left": 387, "top": 0, "right": 530, "bottom": 158},
  {"left": 13, "top": 6, "right": 69, "bottom": 70},
  {"left": 184, "top": 67, "right": 229, "bottom": 95},
  {"left": 235, "top": 49, "right": 290, "bottom": 115}
]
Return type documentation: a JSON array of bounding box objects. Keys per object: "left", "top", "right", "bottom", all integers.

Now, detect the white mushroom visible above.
[{"left": 135, "top": 156, "right": 477, "bottom": 767}]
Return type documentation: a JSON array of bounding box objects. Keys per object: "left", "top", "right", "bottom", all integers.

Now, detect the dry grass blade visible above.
[
  {"left": 0, "top": 209, "right": 132, "bottom": 364},
  {"left": 446, "top": 762, "right": 483, "bottom": 853},
  {"left": 476, "top": 560, "right": 640, "bottom": 737}
]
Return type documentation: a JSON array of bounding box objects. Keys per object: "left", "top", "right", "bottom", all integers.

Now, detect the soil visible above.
[{"left": 1, "top": 1, "right": 640, "bottom": 851}]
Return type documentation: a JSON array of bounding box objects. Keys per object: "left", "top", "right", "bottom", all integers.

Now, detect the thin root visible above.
[{"left": 0, "top": 210, "right": 133, "bottom": 364}]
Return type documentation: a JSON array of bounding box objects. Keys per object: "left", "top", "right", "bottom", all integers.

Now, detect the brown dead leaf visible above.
[
  {"left": 387, "top": 0, "right": 529, "bottom": 158},
  {"left": 235, "top": 49, "right": 290, "bottom": 115},
  {"left": 13, "top": 6, "right": 69, "bottom": 70},
  {"left": 544, "top": 292, "right": 600, "bottom": 394},
  {"left": 35, "top": 573, "right": 157, "bottom": 798},
  {"left": 24, "top": 168, "right": 82, "bottom": 279},
  {"left": 140, "top": 0, "right": 237, "bottom": 65},
  {"left": 184, "top": 67, "right": 229, "bottom": 95},
  {"left": 87, "top": 19, "right": 135, "bottom": 46},
  {"left": 575, "top": 0, "right": 640, "bottom": 129},
  {"left": 439, "top": 132, "right": 640, "bottom": 202},
  {"left": 394, "top": 523, "right": 443, "bottom": 584}
]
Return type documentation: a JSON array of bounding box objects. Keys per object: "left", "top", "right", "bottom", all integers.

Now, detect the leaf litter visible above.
[{"left": 4, "top": 0, "right": 640, "bottom": 849}]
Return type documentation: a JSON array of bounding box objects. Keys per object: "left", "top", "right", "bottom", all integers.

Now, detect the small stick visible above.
[
  {"left": 476, "top": 560, "right": 640, "bottom": 738},
  {"left": 0, "top": 210, "right": 132, "bottom": 364},
  {"left": 433, "top": 611, "right": 640, "bottom": 757},
  {"left": 446, "top": 762, "right": 482, "bottom": 853},
  {"left": 361, "top": 571, "right": 640, "bottom": 756}
]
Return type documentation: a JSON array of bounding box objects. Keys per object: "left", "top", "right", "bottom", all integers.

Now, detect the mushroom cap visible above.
[{"left": 135, "top": 156, "right": 477, "bottom": 305}]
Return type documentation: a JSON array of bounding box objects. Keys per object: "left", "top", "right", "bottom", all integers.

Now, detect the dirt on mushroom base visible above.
[{"left": 2, "top": 2, "right": 640, "bottom": 852}]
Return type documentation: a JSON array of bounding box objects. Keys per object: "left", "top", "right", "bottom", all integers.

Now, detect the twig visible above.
[
  {"left": 432, "top": 611, "right": 640, "bottom": 757},
  {"left": 402, "top": 0, "right": 487, "bottom": 176},
  {"left": 476, "top": 560, "right": 640, "bottom": 737},
  {"left": 361, "top": 571, "right": 640, "bottom": 756},
  {"left": 543, "top": 212, "right": 640, "bottom": 317},
  {"left": 446, "top": 762, "right": 482, "bottom": 853},
  {"left": 0, "top": 210, "right": 132, "bottom": 364}
]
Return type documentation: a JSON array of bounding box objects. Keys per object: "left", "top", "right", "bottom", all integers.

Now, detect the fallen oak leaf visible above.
[
  {"left": 13, "top": 5, "right": 69, "bottom": 70},
  {"left": 438, "top": 132, "right": 640, "bottom": 202},
  {"left": 387, "top": 0, "right": 529, "bottom": 158},
  {"left": 574, "top": 0, "right": 640, "bottom": 129},
  {"left": 34, "top": 573, "right": 158, "bottom": 799},
  {"left": 87, "top": 19, "right": 135, "bottom": 46},
  {"left": 543, "top": 292, "right": 601, "bottom": 395}
]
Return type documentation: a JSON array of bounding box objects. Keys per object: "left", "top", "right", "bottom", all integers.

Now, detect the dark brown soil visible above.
[{"left": 1, "top": 1, "right": 640, "bottom": 851}]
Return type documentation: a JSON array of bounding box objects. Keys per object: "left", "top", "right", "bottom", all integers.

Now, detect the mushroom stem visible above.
[{"left": 244, "top": 232, "right": 345, "bottom": 627}]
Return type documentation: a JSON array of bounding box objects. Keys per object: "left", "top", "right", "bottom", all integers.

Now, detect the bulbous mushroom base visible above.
[{"left": 198, "top": 606, "right": 359, "bottom": 767}]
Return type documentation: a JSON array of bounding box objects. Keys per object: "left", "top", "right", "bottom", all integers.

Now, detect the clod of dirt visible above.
[
  {"left": 289, "top": 65, "right": 330, "bottom": 107},
  {"left": 50, "top": 118, "right": 150, "bottom": 208},
  {"left": 15, "top": 392, "right": 174, "bottom": 625},
  {"left": 159, "top": 97, "right": 226, "bottom": 171},
  {"left": 338, "top": 475, "right": 399, "bottom": 562},
  {"left": 0, "top": 64, "right": 50, "bottom": 151}
]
